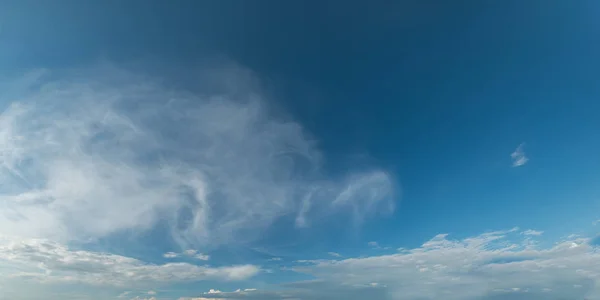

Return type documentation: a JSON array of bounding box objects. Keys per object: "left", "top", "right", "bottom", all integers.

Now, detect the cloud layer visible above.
[
  {"left": 182, "top": 228, "right": 600, "bottom": 300},
  {"left": 0, "top": 65, "right": 395, "bottom": 249},
  {"left": 0, "top": 235, "right": 258, "bottom": 287}
]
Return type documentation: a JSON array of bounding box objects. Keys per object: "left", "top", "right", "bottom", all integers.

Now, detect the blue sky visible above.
[{"left": 1, "top": 1, "right": 600, "bottom": 299}]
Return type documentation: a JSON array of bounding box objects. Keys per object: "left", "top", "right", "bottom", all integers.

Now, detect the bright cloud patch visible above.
[
  {"left": 290, "top": 229, "right": 600, "bottom": 300},
  {"left": 0, "top": 65, "right": 394, "bottom": 249},
  {"left": 0, "top": 235, "right": 258, "bottom": 286},
  {"left": 164, "top": 250, "right": 210, "bottom": 261},
  {"left": 0, "top": 64, "right": 395, "bottom": 299},
  {"left": 181, "top": 228, "right": 600, "bottom": 300}
]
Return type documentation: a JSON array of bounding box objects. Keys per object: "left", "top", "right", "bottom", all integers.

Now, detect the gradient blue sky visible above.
[{"left": 1, "top": 1, "right": 600, "bottom": 300}]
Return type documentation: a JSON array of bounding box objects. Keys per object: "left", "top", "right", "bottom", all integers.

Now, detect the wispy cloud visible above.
[
  {"left": 163, "top": 252, "right": 179, "bottom": 258},
  {"left": 0, "top": 65, "right": 395, "bottom": 250},
  {"left": 511, "top": 143, "right": 529, "bottom": 167},
  {"left": 164, "top": 251, "right": 208, "bottom": 260},
  {"left": 328, "top": 252, "right": 342, "bottom": 257},
  {"left": 521, "top": 229, "right": 543, "bottom": 236}
]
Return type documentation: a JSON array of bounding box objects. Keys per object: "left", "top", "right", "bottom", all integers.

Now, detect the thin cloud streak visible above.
[{"left": 328, "top": 252, "right": 342, "bottom": 257}]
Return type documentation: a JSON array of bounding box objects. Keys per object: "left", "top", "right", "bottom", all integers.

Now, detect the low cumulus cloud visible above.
[
  {"left": 0, "top": 234, "right": 258, "bottom": 286},
  {"left": 292, "top": 229, "right": 600, "bottom": 300},
  {"left": 0, "top": 64, "right": 395, "bottom": 250},
  {"left": 181, "top": 228, "right": 600, "bottom": 300}
]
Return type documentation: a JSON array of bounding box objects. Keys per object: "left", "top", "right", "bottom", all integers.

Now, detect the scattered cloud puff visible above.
[
  {"left": 147, "top": 290, "right": 157, "bottom": 295},
  {"left": 368, "top": 241, "right": 379, "bottom": 247},
  {"left": 0, "top": 235, "right": 259, "bottom": 286},
  {"left": 328, "top": 252, "right": 342, "bottom": 257},
  {"left": 511, "top": 143, "right": 529, "bottom": 167},
  {"left": 0, "top": 64, "right": 395, "bottom": 250}
]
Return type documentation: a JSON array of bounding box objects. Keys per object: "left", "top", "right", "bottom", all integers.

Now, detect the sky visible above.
[{"left": 1, "top": 1, "right": 600, "bottom": 299}]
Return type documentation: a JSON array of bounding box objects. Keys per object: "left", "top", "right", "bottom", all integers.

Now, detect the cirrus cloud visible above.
[{"left": 0, "top": 64, "right": 395, "bottom": 250}]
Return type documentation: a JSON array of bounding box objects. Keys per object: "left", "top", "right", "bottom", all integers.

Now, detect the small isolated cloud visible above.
[
  {"left": 184, "top": 250, "right": 210, "bottom": 260},
  {"left": 194, "top": 253, "right": 210, "bottom": 261},
  {"left": 268, "top": 257, "right": 282, "bottom": 261},
  {"left": 147, "top": 290, "right": 156, "bottom": 295},
  {"left": 511, "top": 143, "right": 529, "bottom": 167},
  {"left": 164, "top": 250, "right": 210, "bottom": 261},
  {"left": 118, "top": 291, "right": 131, "bottom": 298},
  {"left": 163, "top": 252, "right": 179, "bottom": 258},
  {"left": 368, "top": 241, "right": 379, "bottom": 247},
  {"left": 184, "top": 250, "right": 198, "bottom": 256},
  {"left": 328, "top": 252, "right": 342, "bottom": 257},
  {"left": 522, "top": 229, "right": 543, "bottom": 236}
]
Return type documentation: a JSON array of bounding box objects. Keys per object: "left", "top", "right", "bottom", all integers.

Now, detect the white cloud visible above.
[
  {"left": 194, "top": 253, "right": 210, "bottom": 261},
  {"left": 147, "top": 290, "right": 156, "bottom": 295},
  {"left": 118, "top": 291, "right": 132, "bottom": 298},
  {"left": 181, "top": 227, "right": 600, "bottom": 300},
  {"left": 510, "top": 143, "right": 529, "bottom": 167},
  {"left": 184, "top": 250, "right": 210, "bottom": 261},
  {"left": 368, "top": 241, "right": 380, "bottom": 248},
  {"left": 179, "top": 282, "right": 390, "bottom": 300},
  {"left": 0, "top": 235, "right": 259, "bottom": 286},
  {"left": 268, "top": 257, "right": 282, "bottom": 261},
  {"left": 164, "top": 250, "right": 210, "bottom": 261},
  {"left": 328, "top": 252, "right": 342, "bottom": 257},
  {"left": 0, "top": 65, "right": 395, "bottom": 249},
  {"left": 292, "top": 229, "right": 600, "bottom": 300},
  {"left": 163, "top": 252, "right": 179, "bottom": 258},
  {"left": 521, "top": 229, "right": 543, "bottom": 236}
]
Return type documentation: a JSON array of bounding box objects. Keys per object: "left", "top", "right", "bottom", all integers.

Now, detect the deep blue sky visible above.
[{"left": 1, "top": 1, "right": 600, "bottom": 299}]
